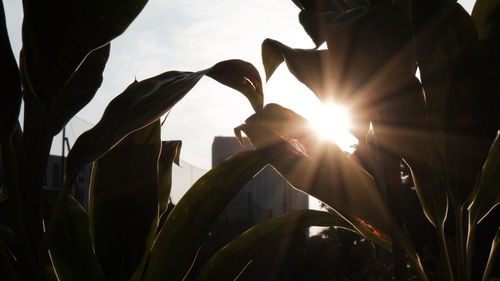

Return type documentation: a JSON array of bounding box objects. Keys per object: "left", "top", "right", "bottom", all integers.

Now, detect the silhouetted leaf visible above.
[
  {"left": 325, "top": 4, "right": 413, "bottom": 103},
  {"left": 482, "top": 227, "right": 500, "bottom": 281},
  {"left": 469, "top": 132, "right": 500, "bottom": 225},
  {"left": 235, "top": 104, "right": 391, "bottom": 250},
  {"left": 142, "top": 150, "right": 267, "bottom": 281},
  {"left": 0, "top": 0, "right": 21, "bottom": 140},
  {"left": 158, "top": 140, "right": 182, "bottom": 216},
  {"left": 64, "top": 59, "right": 263, "bottom": 192},
  {"left": 42, "top": 189, "right": 105, "bottom": 281},
  {"left": 262, "top": 38, "right": 334, "bottom": 101},
  {"left": 472, "top": 0, "right": 500, "bottom": 62},
  {"left": 20, "top": 0, "right": 148, "bottom": 101},
  {"left": 471, "top": 0, "right": 500, "bottom": 40},
  {"left": 89, "top": 121, "right": 161, "bottom": 281},
  {"left": 196, "top": 210, "right": 354, "bottom": 281},
  {"left": 405, "top": 156, "right": 448, "bottom": 229},
  {"left": 299, "top": 9, "right": 342, "bottom": 47},
  {"left": 48, "top": 44, "right": 110, "bottom": 136}
]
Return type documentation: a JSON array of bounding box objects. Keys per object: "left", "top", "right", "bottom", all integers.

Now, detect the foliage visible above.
[
  {"left": 0, "top": 0, "right": 499, "bottom": 281},
  {"left": 235, "top": 0, "right": 499, "bottom": 280}
]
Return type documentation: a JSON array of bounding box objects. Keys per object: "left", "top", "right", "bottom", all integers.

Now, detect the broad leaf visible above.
[
  {"left": 20, "top": 0, "right": 147, "bottom": 101},
  {"left": 325, "top": 4, "right": 413, "bottom": 102},
  {"left": 469, "top": 132, "right": 500, "bottom": 225},
  {"left": 158, "top": 140, "right": 182, "bottom": 216},
  {"left": 0, "top": 0, "right": 21, "bottom": 140},
  {"left": 292, "top": 0, "right": 349, "bottom": 46},
  {"left": 235, "top": 104, "right": 392, "bottom": 250},
  {"left": 48, "top": 44, "right": 110, "bottom": 136},
  {"left": 64, "top": 59, "right": 263, "bottom": 192},
  {"left": 42, "top": 189, "right": 105, "bottom": 281},
  {"left": 471, "top": 0, "right": 500, "bottom": 40},
  {"left": 142, "top": 150, "right": 267, "bottom": 281},
  {"left": 196, "top": 210, "right": 355, "bottom": 281},
  {"left": 413, "top": 1, "right": 499, "bottom": 206},
  {"left": 262, "top": 38, "right": 334, "bottom": 101},
  {"left": 89, "top": 121, "right": 161, "bottom": 281}
]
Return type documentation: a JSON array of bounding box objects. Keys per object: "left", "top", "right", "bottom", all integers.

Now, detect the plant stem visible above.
[
  {"left": 481, "top": 228, "right": 500, "bottom": 281},
  {"left": 437, "top": 224, "right": 455, "bottom": 281}
]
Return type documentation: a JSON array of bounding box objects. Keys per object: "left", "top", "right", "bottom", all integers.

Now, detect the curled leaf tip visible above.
[{"left": 234, "top": 125, "right": 245, "bottom": 147}]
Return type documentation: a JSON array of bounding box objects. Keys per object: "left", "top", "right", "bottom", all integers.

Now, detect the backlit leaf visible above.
[
  {"left": 469, "top": 132, "right": 500, "bottom": 225},
  {"left": 196, "top": 210, "right": 355, "bottom": 281},
  {"left": 158, "top": 140, "right": 182, "bottom": 216},
  {"left": 48, "top": 44, "right": 110, "bottom": 136},
  {"left": 142, "top": 150, "right": 267, "bottom": 281},
  {"left": 64, "top": 59, "right": 263, "bottom": 194},
  {"left": 20, "top": 0, "right": 148, "bottom": 101},
  {"left": 262, "top": 38, "right": 334, "bottom": 101},
  {"left": 235, "top": 104, "right": 392, "bottom": 250},
  {"left": 89, "top": 121, "right": 161, "bottom": 281},
  {"left": 42, "top": 189, "right": 105, "bottom": 281}
]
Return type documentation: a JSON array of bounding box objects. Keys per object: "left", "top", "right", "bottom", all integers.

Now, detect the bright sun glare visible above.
[{"left": 303, "top": 102, "right": 359, "bottom": 152}]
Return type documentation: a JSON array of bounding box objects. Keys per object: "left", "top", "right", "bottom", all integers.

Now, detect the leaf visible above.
[
  {"left": 234, "top": 103, "right": 392, "bottom": 250},
  {"left": 298, "top": 9, "right": 342, "bottom": 47},
  {"left": 471, "top": 0, "right": 500, "bottom": 40},
  {"left": 20, "top": 0, "right": 148, "bottom": 101},
  {"left": 482, "top": 227, "right": 500, "bottom": 281},
  {"left": 262, "top": 38, "right": 334, "bottom": 101},
  {"left": 0, "top": 0, "right": 21, "bottom": 140},
  {"left": 196, "top": 210, "right": 355, "bottom": 281},
  {"left": 41, "top": 188, "right": 105, "bottom": 281},
  {"left": 468, "top": 132, "right": 500, "bottom": 225},
  {"left": 64, "top": 59, "right": 263, "bottom": 189},
  {"left": 48, "top": 44, "right": 110, "bottom": 136},
  {"left": 158, "top": 140, "right": 182, "bottom": 216},
  {"left": 325, "top": 4, "right": 413, "bottom": 101},
  {"left": 88, "top": 121, "right": 161, "bottom": 281},
  {"left": 142, "top": 150, "right": 268, "bottom": 281},
  {"left": 292, "top": 0, "right": 349, "bottom": 46}
]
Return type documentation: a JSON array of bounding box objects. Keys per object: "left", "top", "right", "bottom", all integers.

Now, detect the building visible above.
[
  {"left": 212, "top": 136, "right": 309, "bottom": 226},
  {"left": 0, "top": 154, "right": 92, "bottom": 209}
]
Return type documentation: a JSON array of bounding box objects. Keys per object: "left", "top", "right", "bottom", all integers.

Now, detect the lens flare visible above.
[{"left": 303, "top": 102, "right": 358, "bottom": 152}]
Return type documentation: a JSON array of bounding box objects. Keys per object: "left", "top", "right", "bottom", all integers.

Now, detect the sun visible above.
[{"left": 302, "top": 101, "right": 358, "bottom": 152}]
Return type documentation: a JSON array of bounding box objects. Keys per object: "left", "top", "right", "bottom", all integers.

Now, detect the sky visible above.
[{"left": 4, "top": 0, "right": 476, "bottom": 201}]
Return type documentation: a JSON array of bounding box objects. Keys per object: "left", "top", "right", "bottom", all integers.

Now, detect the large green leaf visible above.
[
  {"left": 262, "top": 38, "right": 334, "bottom": 101},
  {"left": 41, "top": 189, "right": 105, "bottom": 281},
  {"left": 0, "top": 0, "right": 21, "bottom": 140},
  {"left": 20, "top": 0, "right": 147, "bottom": 101},
  {"left": 158, "top": 140, "right": 182, "bottom": 216},
  {"left": 142, "top": 150, "right": 268, "bottom": 281},
  {"left": 64, "top": 59, "right": 263, "bottom": 190},
  {"left": 196, "top": 210, "right": 355, "bottom": 281},
  {"left": 89, "top": 121, "right": 161, "bottom": 281},
  {"left": 234, "top": 104, "right": 392, "bottom": 250},
  {"left": 48, "top": 44, "right": 110, "bottom": 136},
  {"left": 468, "top": 133, "right": 500, "bottom": 225}
]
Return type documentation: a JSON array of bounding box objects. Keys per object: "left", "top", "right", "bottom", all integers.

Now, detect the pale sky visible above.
[{"left": 4, "top": 0, "right": 476, "bottom": 201}]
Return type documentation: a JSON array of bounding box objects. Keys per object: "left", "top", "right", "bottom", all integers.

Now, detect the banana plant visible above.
[{"left": 238, "top": 0, "right": 499, "bottom": 280}]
